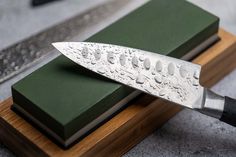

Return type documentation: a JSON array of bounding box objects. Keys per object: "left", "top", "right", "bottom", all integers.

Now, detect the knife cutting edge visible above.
[{"left": 52, "top": 42, "right": 236, "bottom": 127}]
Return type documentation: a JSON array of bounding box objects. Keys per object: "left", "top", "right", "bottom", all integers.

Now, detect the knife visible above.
[{"left": 52, "top": 42, "right": 236, "bottom": 127}]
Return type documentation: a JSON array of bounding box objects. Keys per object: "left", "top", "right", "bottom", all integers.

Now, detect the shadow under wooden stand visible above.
[{"left": 0, "top": 29, "right": 236, "bottom": 157}]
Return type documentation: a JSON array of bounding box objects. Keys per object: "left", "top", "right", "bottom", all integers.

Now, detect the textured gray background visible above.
[{"left": 0, "top": 0, "right": 236, "bottom": 156}]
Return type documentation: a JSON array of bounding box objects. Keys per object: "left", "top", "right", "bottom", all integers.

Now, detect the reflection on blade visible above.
[{"left": 53, "top": 42, "right": 204, "bottom": 109}]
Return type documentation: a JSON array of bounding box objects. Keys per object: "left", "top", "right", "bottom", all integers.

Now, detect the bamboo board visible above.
[{"left": 0, "top": 29, "right": 236, "bottom": 157}]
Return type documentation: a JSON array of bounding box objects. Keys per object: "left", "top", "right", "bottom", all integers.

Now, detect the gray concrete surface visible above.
[
  {"left": 0, "top": 0, "right": 236, "bottom": 156},
  {"left": 0, "top": 0, "right": 111, "bottom": 50}
]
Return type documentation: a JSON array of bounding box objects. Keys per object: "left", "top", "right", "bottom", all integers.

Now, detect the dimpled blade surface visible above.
[{"left": 53, "top": 42, "right": 204, "bottom": 108}]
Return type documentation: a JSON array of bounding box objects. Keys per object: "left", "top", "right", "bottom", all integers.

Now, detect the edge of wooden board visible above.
[{"left": 0, "top": 29, "right": 236, "bottom": 157}]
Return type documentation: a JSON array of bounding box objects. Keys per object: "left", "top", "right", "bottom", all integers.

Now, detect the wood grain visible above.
[{"left": 0, "top": 29, "right": 236, "bottom": 157}]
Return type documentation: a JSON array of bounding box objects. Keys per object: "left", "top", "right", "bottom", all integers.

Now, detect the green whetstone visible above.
[{"left": 12, "top": 0, "right": 219, "bottom": 148}]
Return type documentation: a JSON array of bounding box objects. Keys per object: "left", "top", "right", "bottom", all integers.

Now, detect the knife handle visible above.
[
  {"left": 220, "top": 96, "right": 236, "bottom": 127},
  {"left": 197, "top": 90, "right": 236, "bottom": 127}
]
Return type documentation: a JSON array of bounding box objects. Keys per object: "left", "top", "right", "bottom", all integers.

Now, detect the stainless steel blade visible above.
[{"left": 53, "top": 42, "right": 204, "bottom": 110}]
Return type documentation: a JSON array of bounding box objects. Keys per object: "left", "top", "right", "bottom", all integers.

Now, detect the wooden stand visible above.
[{"left": 0, "top": 29, "right": 236, "bottom": 157}]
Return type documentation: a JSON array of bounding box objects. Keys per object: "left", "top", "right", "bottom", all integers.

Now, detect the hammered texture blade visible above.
[{"left": 53, "top": 42, "right": 204, "bottom": 108}]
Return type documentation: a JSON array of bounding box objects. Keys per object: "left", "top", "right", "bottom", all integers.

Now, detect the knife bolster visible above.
[{"left": 198, "top": 89, "right": 224, "bottom": 119}]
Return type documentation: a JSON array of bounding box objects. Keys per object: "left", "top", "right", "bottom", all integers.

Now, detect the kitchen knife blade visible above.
[{"left": 53, "top": 42, "right": 236, "bottom": 127}]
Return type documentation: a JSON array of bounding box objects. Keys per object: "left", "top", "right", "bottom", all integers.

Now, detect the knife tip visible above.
[
  {"left": 52, "top": 42, "right": 67, "bottom": 52},
  {"left": 52, "top": 42, "right": 61, "bottom": 48}
]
